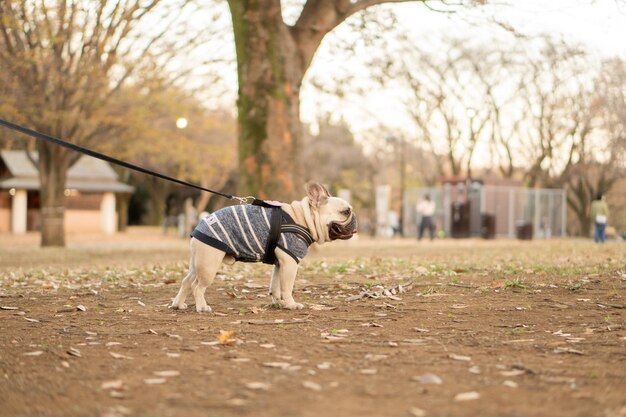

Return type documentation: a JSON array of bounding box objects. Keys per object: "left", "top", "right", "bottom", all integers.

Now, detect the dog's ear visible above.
[{"left": 306, "top": 182, "right": 330, "bottom": 207}]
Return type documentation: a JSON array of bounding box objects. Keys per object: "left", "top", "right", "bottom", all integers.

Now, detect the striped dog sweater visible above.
[{"left": 191, "top": 204, "right": 313, "bottom": 264}]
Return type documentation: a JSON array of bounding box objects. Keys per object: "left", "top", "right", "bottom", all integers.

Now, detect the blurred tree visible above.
[
  {"left": 0, "top": 0, "right": 219, "bottom": 246},
  {"left": 391, "top": 39, "right": 499, "bottom": 178},
  {"left": 515, "top": 37, "right": 625, "bottom": 235},
  {"left": 301, "top": 119, "right": 375, "bottom": 214},
  {"left": 101, "top": 85, "right": 236, "bottom": 226},
  {"left": 226, "top": 0, "right": 474, "bottom": 201}
]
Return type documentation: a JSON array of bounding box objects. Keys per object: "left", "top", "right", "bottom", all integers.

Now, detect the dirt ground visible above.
[{"left": 1, "top": 229, "right": 625, "bottom": 417}]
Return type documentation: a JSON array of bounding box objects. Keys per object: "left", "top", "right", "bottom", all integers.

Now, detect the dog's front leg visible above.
[{"left": 275, "top": 249, "right": 303, "bottom": 310}]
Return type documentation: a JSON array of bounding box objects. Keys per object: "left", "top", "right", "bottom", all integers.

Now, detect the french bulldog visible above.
[{"left": 170, "top": 182, "right": 357, "bottom": 313}]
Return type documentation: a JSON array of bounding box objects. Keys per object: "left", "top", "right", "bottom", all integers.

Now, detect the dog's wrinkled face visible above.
[{"left": 306, "top": 183, "right": 357, "bottom": 241}]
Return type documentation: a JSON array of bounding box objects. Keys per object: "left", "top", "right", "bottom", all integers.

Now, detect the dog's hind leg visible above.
[
  {"left": 170, "top": 248, "right": 196, "bottom": 310},
  {"left": 269, "top": 265, "right": 281, "bottom": 304},
  {"left": 191, "top": 239, "right": 225, "bottom": 313}
]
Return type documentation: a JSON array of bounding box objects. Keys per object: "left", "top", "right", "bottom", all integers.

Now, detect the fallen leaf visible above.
[
  {"left": 402, "top": 339, "right": 426, "bottom": 345},
  {"left": 259, "top": 343, "right": 275, "bottom": 349},
  {"left": 166, "top": 352, "right": 181, "bottom": 358},
  {"left": 0, "top": 306, "right": 18, "bottom": 310},
  {"left": 76, "top": 305, "right": 87, "bottom": 312},
  {"left": 25, "top": 317, "right": 39, "bottom": 323},
  {"left": 448, "top": 354, "right": 471, "bottom": 361},
  {"left": 67, "top": 347, "right": 82, "bottom": 358},
  {"left": 413, "top": 328, "right": 430, "bottom": 333},
  {"left": 245, "top": 382, "right": 270, "bottom": 390},
  {"left": 23, "top": 351, "right": 44, "bottom": 356},
  {"left": 137, "top": 301, "right": 146, "bottom": 307},
  {"left": 218, "top": 330, "right": 236, "bottom": 345},
  {"left": 503, "top": 380, "right": 518, "bottom": 388},
  {"left": 227, "top": 398, "right": 246, "bottom": 407},
  {"left": 553, "top": 347, "right": 584, "bottom": 355},
  {"left": 153, "top": 370, "right": 180, "bottom": 377},
  {"left": 106, "top": 342, "right": 122, "bottom": 347},
  {"left": 413, "top": 373, "right": 443, "bottom": 385},
  {"left": 230, "top": 358, "right": 250, "bottom": 363},
  {"left": 147, "top": 329, "right": 158, "bottom": 335},
  {"left": 454, "top": 391, "right": 480, "bottom": 401},
  {"left": 500, "top": 369, "right": 525, "bottom": 377},
  {"left": 101, "top": 380, "right": 124, "bottom": 390},
  {"left": 109, "top": 352, "right": 133, "bottom": 360},
  {"left": 143, "top": 378, "right": 166, "bottom": 385},
  {"left": 365, "top": 354, "right": 387, "bottom": 361},
  {"left": 409, "top": 407, "right": 427, "bottom": 417},
  {"left": 262, "top": 362, "right": 291, "bottom": 369},
  {"left": 450, "top": 304, "right": 469, "bottom": 309},
  {"left": 166, "top": 333, "right": 182, "bottom": 340},
  {"left": 302, "top": 381, "right": 323, "bottom": 391}
]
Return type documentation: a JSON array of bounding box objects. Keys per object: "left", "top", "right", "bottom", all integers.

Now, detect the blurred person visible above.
[
  {"left": 591, "top": 192, "right": 610, "bottom": 243},
  {"left": 416, "top": 194, "right": 436, "bottom": 241}
]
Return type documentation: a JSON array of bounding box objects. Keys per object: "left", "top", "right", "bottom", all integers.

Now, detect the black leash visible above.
[{"left": 0, "top": 117, "right": 254, "bottom": 204}]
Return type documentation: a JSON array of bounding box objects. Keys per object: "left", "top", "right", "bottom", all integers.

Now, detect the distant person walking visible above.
[
  {"left": 416, "top": 194, "right": 436, "bottom": 241},
  {"left": 591, "top": 193, "right": 610, "bottom": 243}
]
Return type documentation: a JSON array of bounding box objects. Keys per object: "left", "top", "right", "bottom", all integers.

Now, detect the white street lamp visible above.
[{"left": 176, "top": 117, "right": 188, "bottom": 129}]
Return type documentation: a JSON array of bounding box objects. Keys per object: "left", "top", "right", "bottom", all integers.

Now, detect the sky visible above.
[{"left": 298, "top": 0, "right": 626, "bottom": 141}]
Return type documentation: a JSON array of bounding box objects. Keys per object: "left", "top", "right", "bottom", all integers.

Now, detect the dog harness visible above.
[{"left": 191, "top": 202, "right": 314, "bottom": 265}]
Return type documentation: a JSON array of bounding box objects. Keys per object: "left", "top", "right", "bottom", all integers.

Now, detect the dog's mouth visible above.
[{"left": 329, "top": 214, "right": 358, "bottom": 240}]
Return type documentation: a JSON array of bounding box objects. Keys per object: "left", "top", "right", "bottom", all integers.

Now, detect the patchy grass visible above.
[{"left": 0, "top": 233, "right": 625, "bottom": 417}]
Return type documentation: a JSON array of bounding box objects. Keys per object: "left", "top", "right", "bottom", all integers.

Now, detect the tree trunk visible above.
[
  {"left": 145, "top": 178, "right": 170, "bottom": 226},
  {"left": 38, "top": 142, "right": 70, "bottom": 247},
  {"left": 228, "top": 0, "right": 304, "bottom": 201},
  {"left": 117, "top": 193, "right": 130, "bottom": 232}
]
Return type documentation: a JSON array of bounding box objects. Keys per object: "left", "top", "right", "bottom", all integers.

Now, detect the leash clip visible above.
[{"left": 232, "top": 195, "right": 255, "bottom": 205}]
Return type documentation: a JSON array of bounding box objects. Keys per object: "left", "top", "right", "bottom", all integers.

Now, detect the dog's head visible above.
[{"left": 306, "top": 182, "right": 357, "bottom": 241}]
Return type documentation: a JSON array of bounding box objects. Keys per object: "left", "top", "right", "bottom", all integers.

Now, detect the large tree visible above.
[
  {"left": 226, "top": 0, "right": 473, "bottom": 200},
  {"left": 0, "top": 0, "right": 217, "bottom": 246}
]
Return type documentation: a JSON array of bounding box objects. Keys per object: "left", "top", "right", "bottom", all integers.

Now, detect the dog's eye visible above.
[{"left": 342, "top": 208, "right": 351, "bottom": 216}]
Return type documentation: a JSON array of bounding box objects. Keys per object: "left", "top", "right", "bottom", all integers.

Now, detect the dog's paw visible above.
[
  {"left": 195, "top": 304, "right": 212, "bottom": 313},
  {"left": 169, "top": 302, "right": 188, "bottom": 310},
  {"left": 281, "top": 301, "right": 304, "bottom": 310}
]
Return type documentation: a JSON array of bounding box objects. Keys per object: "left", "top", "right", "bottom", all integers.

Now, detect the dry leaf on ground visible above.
[
  {"left": 302, "top": 381, "right": 322, "bottom": 391},
  {"left": 143, "top": 378, "right": 166, "bottom": 385},
  {"left": 153, "top": 370, "right": 180, "bottom": 377},
  {"left": 109, "top": 352, "right": 133, "bottom": 360},
  {"left": 448, "top": 354, "right": 471, "bottom": 361},
  {"left": 413, "top": 373, "right": 442, "bottom": 384},
  {"left": 101, "top": 380, "right": 124, "bottom": 390},
  {"left": 454, "top": 391, "right": 481, "bottom": 401},
  {"left": 245, "top": 382, "right": 270, "bottom": 390}
]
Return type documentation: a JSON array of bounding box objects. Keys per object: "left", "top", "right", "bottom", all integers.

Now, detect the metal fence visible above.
[{"left": 403, "top": 185, "right": 567, "bottom": 239}]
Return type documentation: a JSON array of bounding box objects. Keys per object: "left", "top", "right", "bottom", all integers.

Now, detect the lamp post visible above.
[
  {"left": 176, "top": 117, "right": 188, "bottom": 129},
  {"left": 386, "top": 135, "right": 407, "bottom": 236}
]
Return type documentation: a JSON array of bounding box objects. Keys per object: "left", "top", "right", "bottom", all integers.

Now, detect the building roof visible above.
[{"left": 0, "top": 150, "right": 134, "bottom": 193}]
